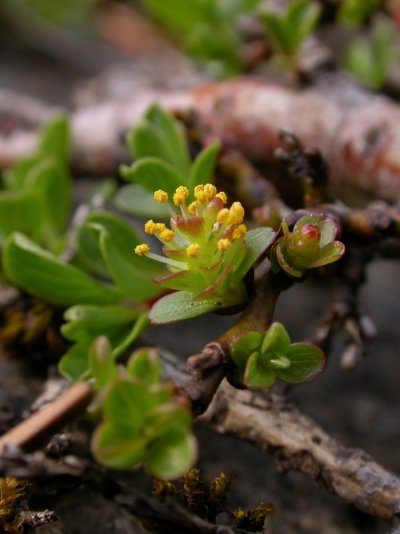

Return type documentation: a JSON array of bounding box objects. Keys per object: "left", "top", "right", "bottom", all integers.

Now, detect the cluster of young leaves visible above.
[
  {"left": 0, "top": 115, "right": 70, "bottom": 251},
  {"left": 270, "top": 214, "right": 345, "bottom": 278},
  {"left": 261, "top": 0, "right": 321, "bottom": 67},
  {"left": 0, "top": 113, "right": 170, "bottom": 381},
  {"left": 139, "top": 0, "right": 262, "bottom": 76},
  {"left": 231, "top": 322, "right": 325, "bottom": 391},
  {"left": 337, "top": 0, "right": 380, "bottom": 27},
  {"left": 343, "top": 17, "right": 399, "bottom": 90},
  {"left": 117, "top": 104, "right": 220, "bottom": 219},
  {"left": 90, "top": 338, "right": 196, "bottom": 480}
]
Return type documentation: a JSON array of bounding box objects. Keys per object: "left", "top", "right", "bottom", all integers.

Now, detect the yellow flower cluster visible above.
[
  {"left": 216, "top": 202, "right": 245, "bottom": 225},
  {"left": 134, "top": 184, "right": 248, "bottom": 270}
]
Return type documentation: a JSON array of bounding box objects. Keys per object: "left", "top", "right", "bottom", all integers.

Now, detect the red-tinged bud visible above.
[
  {"left": 173, "top": 214, "right": 204, "bottom": 237},
  {"left": 286, "top": 224, "right": 321, "bottom": 269},
  {"left": 208, "top": 196, "right": 225, "bottom": 211}
]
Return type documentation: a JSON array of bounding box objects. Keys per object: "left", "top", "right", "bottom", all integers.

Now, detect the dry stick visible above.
[
  {"left": 202, "top": 381, "right": 400, "bottom": 521},
  {"left": 0, "top": 382, "right": 94, "bottom": 453}
]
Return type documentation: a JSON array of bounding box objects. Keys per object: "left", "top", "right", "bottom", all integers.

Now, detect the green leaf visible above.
[
  {"left": 127, "top": 104, "right": 190, "bottom": 176},
  {"left": 99, "top": 230, "right": 162, "bottom": 301},
  {"left": 120, "top": 158, "right": 183, "bottom": 197},
  {"left": 261, "top": 322, "right": 291, "bottom": 355},
  {"left": 22, "top": 156, "right": 71, "bottom": 240},
  {"left": 145, "top": 104, "right": 191, "bottom": 175},
  {"left": 236, "top": 227, "right": 275, "bottom": 279},
  {"left": 231, "top": 332, "right": 263, "bottom": 369},
  {"left": 154, "top": 270, "right": 206, "bottom": 292},
  {"left": 244, "top": 352, "right": 276, "bottom": 391},
  {"left": 275, "top": 241, "right": 304, "bottom": 278},
  {"left": 144, "top": 404, "right": 191, "bottom": 438},
  {"left": 76, "top": 210, "right": 150, "bottom": 278},
  {"left": 275, "top": 342, "right": 325, "bottom": 383},
  {"left": 3, "top": 153, "right": 71, "bottom": 245},
  {"left": 114, "top": 184, "right": 170, "bottom": 219},
  {"left": 287, "top": 0, "right": 320, "bottom": 52},
  {"left": 59, "top": 324, "right": 137, "bottom": 382},
  {"left": 149, "top": 291, "right": 225, "bottom": 324},
  {"left": 92, "top": 422, "right": 146, "bottom": 469},
  {"left": 126, "top": 348, "right": 162, "bottom": 386},
  {"left": 187, "top": 141, "right": 220, "bottom": 191},
  {"left": 0, "top": 190, "right": 43, "bottom": 245},
  {"left": 38, "top": 114, "right": 70, "bottom": 162},
  {"left": 145, "top": 426, "right": 197, "bottom": 479},
  {"left": 262, "top": 12, "right": 292, "bottom": 55},
  {"left": 338, "top": 0, "right": 379, "bottom": 27},
  {"left": 2, "top": 233, "right": 121, "bottom": 306},
  {"left": 103, "top": 379, "right": 160, "bottom": 430},
  {"left": 59, "top": 337, "right": 92, "bottom": 382},
  {"left": 342, "top": 19, "right": 394, "bottom": 92},
  {"left": 89, "top": 336, "right": 117, "bottom": 390},
  {"left": 2, "top": 155, "right": 42, "bottom": 192},
  {"left": 140, "top": 0, "right": 208, "bottom": 33},
  {"left": 308, "top": 241, "right": 345, "bottom": 268},
  {"left": 62, "top": 304, "right": 139, "bottom": 342}
]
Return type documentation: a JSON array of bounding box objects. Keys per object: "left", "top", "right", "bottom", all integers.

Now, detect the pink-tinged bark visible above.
[{"left": 2, "top": 79, "right": 400, "bottom": 200}]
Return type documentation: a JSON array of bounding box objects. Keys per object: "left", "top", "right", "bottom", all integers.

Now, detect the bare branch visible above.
[{"left": 202, "top": 381, "right": 400, "bottom": 521}]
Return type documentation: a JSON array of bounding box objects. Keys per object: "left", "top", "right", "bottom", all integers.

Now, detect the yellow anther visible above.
[
  {"left": 217, "top": 208, "right": 230, "bottom": 224},
  {"left": 144, "top": 220, "right": 158, "bottom": 235},
  {"left": 232, "top": 224, "right": 248, "bottom": 240},
  {"left": 216, "top": 191, "right": 227, "bottom": 204},
  {"left": 135, "top": 243, "right": 150, "bottom": 256},
  {"left": 186, "top": 244, "right": 200, "bottom": 258},
  {"left": 173, "top": 186, "right": 189, "bottom": 206},
  {"left": 194, "top": 185, "right": 204, "bottom": 194},
  {"left": 203, "top": 183, "right": 217, "bottom": 199},
  {"left": 228, "top": 202, "right": 245, "bottom": 224},
  {"left": 217, "top": 238, "right": 231, "bottom": 252},
  {"left": 188, "top": 201, "right": 197, "bottom": 215},
  {"left": 194, "top": 185, "right": 207, "bottom": 202},
  {"left": 159, "top": 229, "right": 175, "bottom": 242},
  {"left": 155, "top": 223, "right": 167, "bottom": 233},
  {"left": 154, "top": 190, "right": 168, "bottom": 203}
]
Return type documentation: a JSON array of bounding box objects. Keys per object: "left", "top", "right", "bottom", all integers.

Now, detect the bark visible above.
[
  {"left": 1, "top": 76, "right": 400, "bottom": 201},
  {"left": 68, "top": 77, "right": 400, "bottom": 202},
  {"left": 202, "top": 381, "right": 400, "bottom": 521}
]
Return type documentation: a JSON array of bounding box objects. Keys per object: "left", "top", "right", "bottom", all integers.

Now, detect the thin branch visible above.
[{"left": 202, "top": 381, "right": 400, "bottom": 521}]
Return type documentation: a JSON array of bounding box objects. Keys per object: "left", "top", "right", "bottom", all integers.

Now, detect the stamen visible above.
[
  {"left": 186, "top": 244, "right": 200, "bottom": 258},
  {"left": 153, "top": 190, "right": 169, "bottom": 203},
  {"left": 232, "top": 224, "right": 247, "bottom": 240},
  {"left": 217, "top": 238, "right": 231, "bottom": 252},
  {"left": 135, "top": 243, "right": 151, "bottom": 256}
]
